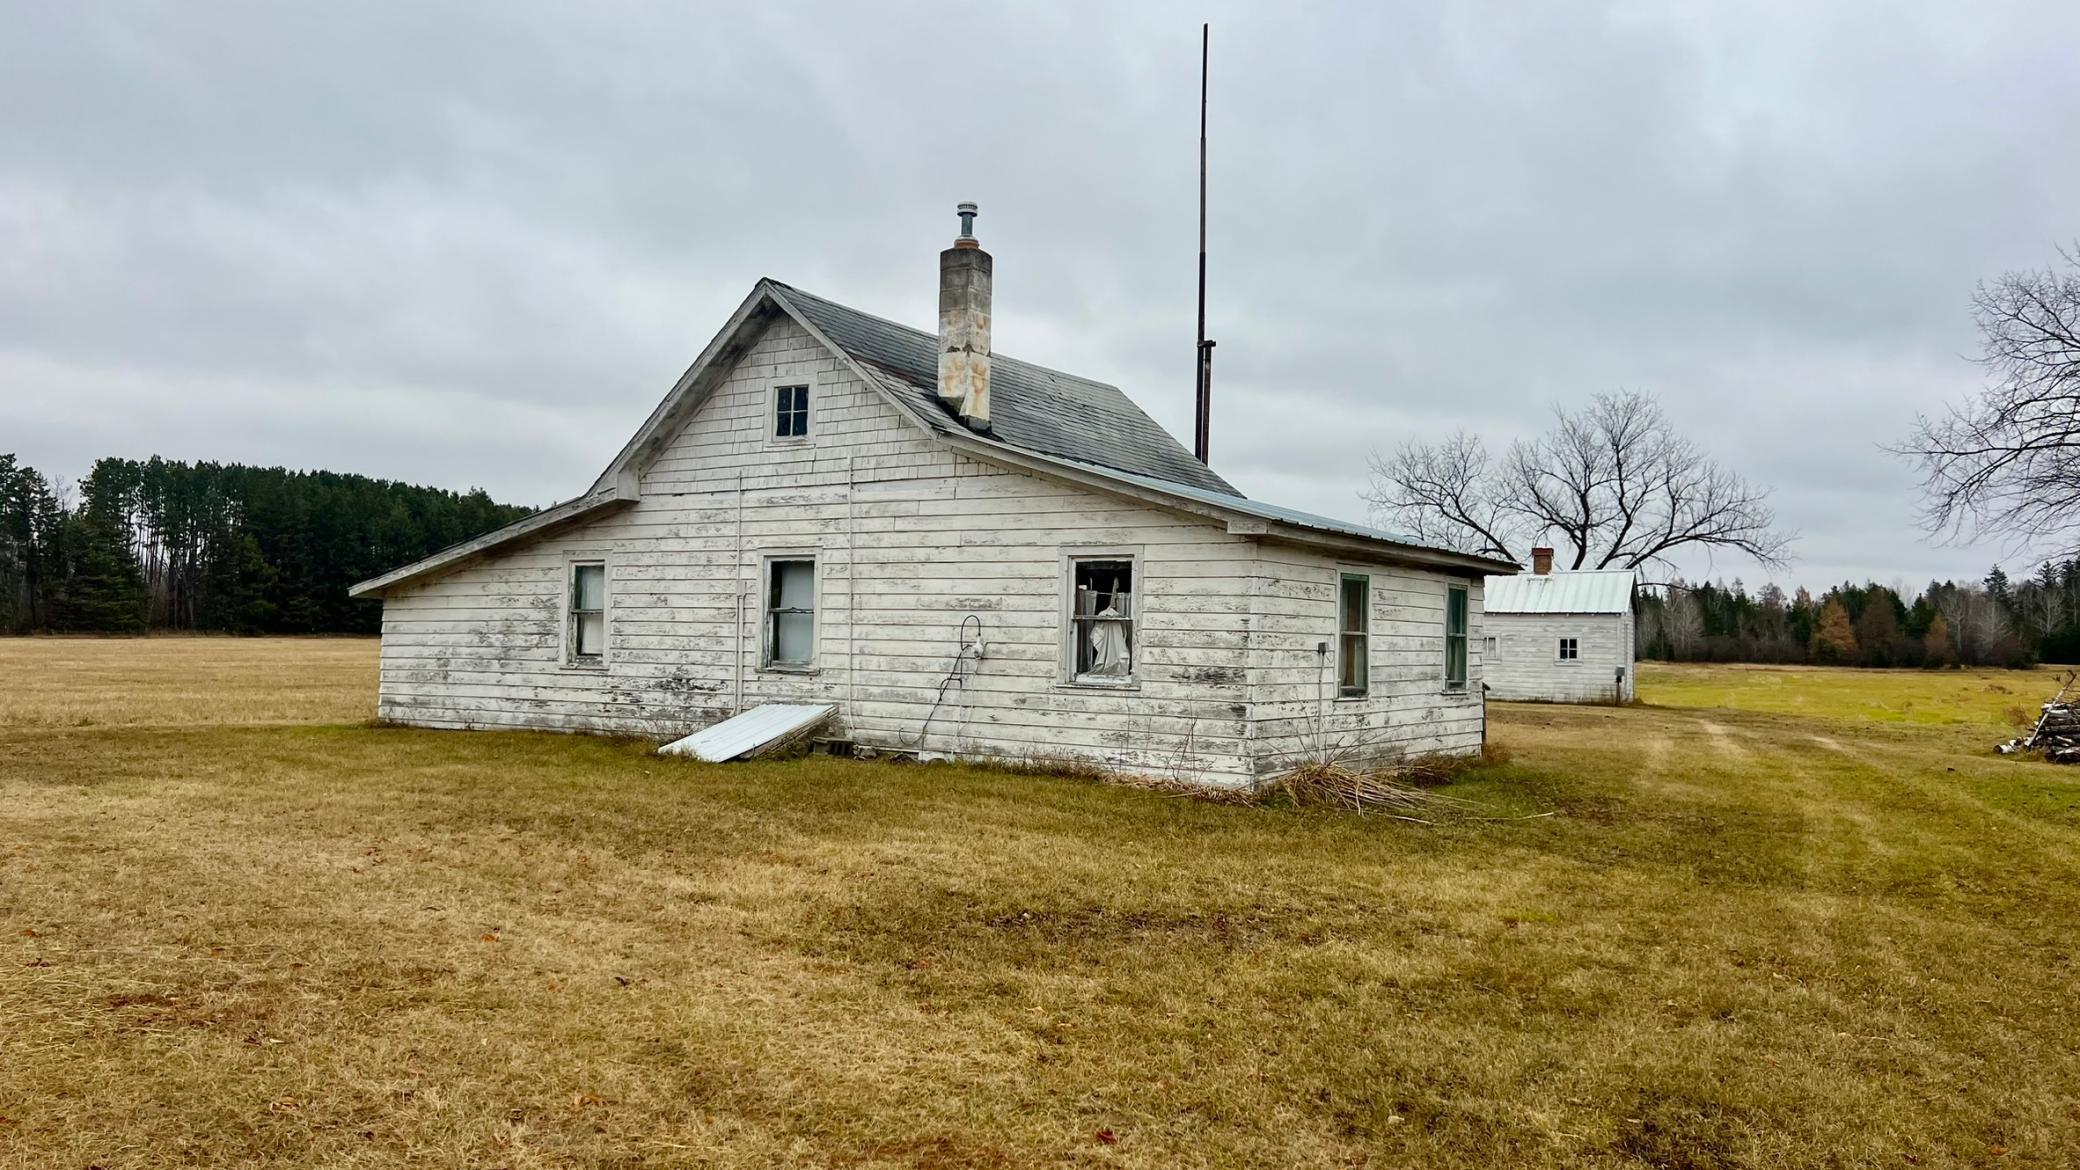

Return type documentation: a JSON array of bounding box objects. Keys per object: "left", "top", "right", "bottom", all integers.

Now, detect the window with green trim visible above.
[
  {"left": 1338, "top": 574, "right": 1369, "bottom": 697},
  {"left": 1444, "top": 584, "right": 1469, "bottom": 689}
]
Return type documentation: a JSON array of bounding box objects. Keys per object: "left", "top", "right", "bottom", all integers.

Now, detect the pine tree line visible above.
[
  {"left": 1635, "top": 564, "right": 2080, "bottom": 669},
  {"left": 0, "top": 454, "right": 533, "bottom": 634}
]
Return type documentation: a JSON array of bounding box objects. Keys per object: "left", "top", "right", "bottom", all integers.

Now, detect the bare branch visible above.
[
  {"left": 1361, "top": 432, "right": 1522, "bottom": 559},
  {"left": 1367, "top": 389, "right": 1793, "bottom": 572},
  {"left": 1892, "top": 245, "right": 2080, "bottom": 559}
]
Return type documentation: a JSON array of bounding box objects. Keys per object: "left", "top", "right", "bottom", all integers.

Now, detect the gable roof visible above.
[
  {"left": 352, "top": 280, "right": 1516, "bottom": 597},
  {"left": 1484, "top": 569, "right": 1636, "bottom": 615},
  {"left": 770, "top": 282, "right": 1237, "bottom": 495}
]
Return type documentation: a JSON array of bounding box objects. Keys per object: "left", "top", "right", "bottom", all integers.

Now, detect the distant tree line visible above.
[
  {"left": 0, "top": 454, "right": 532, "bottom": 635},
  {"left": 1636, "top": 562, "right": 2080, "bottom": 669}
]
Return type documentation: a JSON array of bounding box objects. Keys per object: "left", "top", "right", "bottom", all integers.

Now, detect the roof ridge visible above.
[
  {"left": 764, "top": 277, "right": 1239, "bottom": 496},
  {"left": 763, "top": 278, "right": 1125, "bottom": 393}
]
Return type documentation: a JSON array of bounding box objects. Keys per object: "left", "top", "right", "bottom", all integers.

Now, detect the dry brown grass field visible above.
[{"left": 4, "top": 640, "right": 2079, "bottom": 1168}]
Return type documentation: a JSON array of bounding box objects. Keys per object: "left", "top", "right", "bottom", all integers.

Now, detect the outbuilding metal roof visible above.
[{"left": 1484, "top": 569, "right": 1636, "bottom": 614}]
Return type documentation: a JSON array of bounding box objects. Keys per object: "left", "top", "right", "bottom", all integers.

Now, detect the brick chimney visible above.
[
  {"left": 937, "top": 202, "right": 991, "bottom": 431},
  {"left": 1531, "top": 547, "right": 1554, "bottom": 575}
]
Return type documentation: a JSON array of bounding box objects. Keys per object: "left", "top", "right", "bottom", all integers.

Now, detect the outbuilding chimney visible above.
[
  {"left": 1531, "top": 547, "right": 1554, "bottom": 576},
  {"left": 937, "top": 202, "right": 992, "bottom": 431}
]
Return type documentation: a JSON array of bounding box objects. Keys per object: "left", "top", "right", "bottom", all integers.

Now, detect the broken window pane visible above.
[{"left": 1072, "top": 559, "right": 1134, "bottom": 681}]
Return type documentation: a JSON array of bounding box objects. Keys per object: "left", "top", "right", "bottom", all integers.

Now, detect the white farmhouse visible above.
[
  {"left": 350, "top": 209, "right": 1516, "bottom": 789},
  {"left": 1481, "top": 550, "right": 1637, "bottom": 703}
]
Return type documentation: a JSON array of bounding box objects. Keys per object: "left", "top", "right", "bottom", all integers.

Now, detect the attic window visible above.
[
  {"left": 1068, "top": 557, "right": 1135, "bottom": 684},
  {"left": 774, "top": 384, "right": 809, "bottom": 439}
]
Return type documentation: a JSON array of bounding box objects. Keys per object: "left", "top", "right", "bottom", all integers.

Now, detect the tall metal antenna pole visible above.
[{"left": 1193, "top": 22, "right": 1213, "bottom": 465}]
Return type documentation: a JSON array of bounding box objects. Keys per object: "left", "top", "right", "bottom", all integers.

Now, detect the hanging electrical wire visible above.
[{"left": 905, "top": 614, "right": 984, "bottom": 750}]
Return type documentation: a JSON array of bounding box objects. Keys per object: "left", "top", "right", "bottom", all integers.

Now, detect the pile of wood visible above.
[{"left": 2000, "top": 672, "right": 2080, "bottom": 763}]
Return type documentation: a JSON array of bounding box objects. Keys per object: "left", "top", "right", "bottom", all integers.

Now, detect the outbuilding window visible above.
[
  {"left": 1338, "top": 573, "right": 1369, "bottom": 697},
  {"left": 764, "top": 558, "right": 816, "bottom": 668},
  {"left": 1069, "top": 557, "right": 1135, "bottom": 684},
  {"left": 1559, "top": 637, "right": 1579, "bottom": 661},
  {"left": 774, "top": 384, "right": 809, "bottom": 439},
  {"left": 569, "top": 562, "right": 607, "bottom": 663},
  {"left": 1444, "top": 584, "right": 1469, "bottom": 689}
]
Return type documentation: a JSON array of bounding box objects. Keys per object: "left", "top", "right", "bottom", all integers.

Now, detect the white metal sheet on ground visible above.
[{"left": 659, "top": 704, "right": 836, "bottom": 762}]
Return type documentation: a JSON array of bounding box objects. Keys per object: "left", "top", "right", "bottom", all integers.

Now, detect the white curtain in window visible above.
[
  {"left": 1086, "top": 604, "right": 1131, "bottom": 677},
  {"left": 573, "top": 564, "right": 606, "bottom": 656},
  {"left": 574, "top": 564, "right": 605, "bottom": 610},
  {"left": 772, "top": 562, "right": 814, "bottom": 663}
]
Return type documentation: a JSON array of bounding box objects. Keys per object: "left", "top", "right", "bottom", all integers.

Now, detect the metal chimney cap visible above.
[{"left": 955, "top": 202, "right": 979, "bottom": 240}]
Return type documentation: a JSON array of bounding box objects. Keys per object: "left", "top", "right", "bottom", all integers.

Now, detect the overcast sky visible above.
[{"left": 5, "top": 1, "right": 2076, "bottom": 590}]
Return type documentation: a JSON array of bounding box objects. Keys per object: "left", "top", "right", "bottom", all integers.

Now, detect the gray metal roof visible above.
[
  {"left": 769, "top": 281, "right": 1238, "bottom": 495},
  {"left": 1099, "top": 466, "right": 1436, "bottom": 549},
  {"left": 1484, "top": 569, "right": 1636, "bottom": 614}
]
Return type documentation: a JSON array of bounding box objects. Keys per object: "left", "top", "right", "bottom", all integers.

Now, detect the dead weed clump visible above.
[{"left": 1272, "top": 757, "right": 1480, "bottom": 818}]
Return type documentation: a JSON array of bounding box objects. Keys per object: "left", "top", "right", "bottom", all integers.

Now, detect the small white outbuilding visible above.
[{"left": 1481, "top": 550, "right": 1637, "bottom": 703}]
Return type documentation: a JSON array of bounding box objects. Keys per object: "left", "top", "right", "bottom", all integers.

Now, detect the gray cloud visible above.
[{"left": 5, "top": 0, "right": 2076, "bottom": 588}]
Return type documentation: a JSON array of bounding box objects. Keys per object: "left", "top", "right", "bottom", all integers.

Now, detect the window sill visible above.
[
  {"left": 562, "top": 659, "right": 609, "bottom": 673},
  {"left": 1058, "top": 678, "right": 1139, "bottom": 692},
  {"left": 759, "top": 663, "right": 820, "bottom": 676}
]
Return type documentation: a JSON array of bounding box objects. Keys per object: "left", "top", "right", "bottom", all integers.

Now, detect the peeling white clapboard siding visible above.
[
  {"left": 1238, "top": 545, "right": 1486, "bottom": 777},
  {"left": 373, "top": 312, "right": 1485, "bottom": 788}
]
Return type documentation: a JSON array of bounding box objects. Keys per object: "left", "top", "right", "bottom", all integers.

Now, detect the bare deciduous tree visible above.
[
  {"left": 1896, "top": 246, "right": 2080, "bottom": 556},
  {"left": 1364, "top": 390, "right": 1792, "bottom": 575}
]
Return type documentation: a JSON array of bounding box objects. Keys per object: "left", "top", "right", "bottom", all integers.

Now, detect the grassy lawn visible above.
[
  {"left": 1638, "top": 660, "right": 2072, "bottom": 731},
  {"left": 5, "top": 641, "right": 2079, "bottom": 1167}
]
